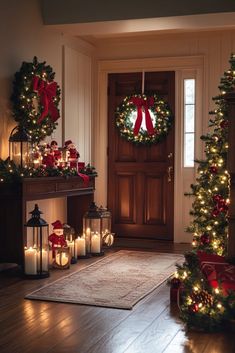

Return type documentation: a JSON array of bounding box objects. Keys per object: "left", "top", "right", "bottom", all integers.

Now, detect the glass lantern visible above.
[
  {"left": 24, "top": 204, "right": 49, "bottom": 278},
  {"left": 99, "top": 206, "right": 114, "bottom": 247},
  {"left": 52, "top": 247, "right": 71, "bottom": 269},
  {"left": 83, "top": 202, "right": 104, "bottom": 256},
  {"left": 9, "top": 125, "right": 31, "bottom": 168},
  {"left": 63, "top": 224, "right": 77, "bottom": 264}
]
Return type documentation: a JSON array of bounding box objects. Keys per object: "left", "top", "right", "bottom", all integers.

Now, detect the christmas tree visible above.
[{"left": 174, "top": 54, "right": 235, "bottom": 331}]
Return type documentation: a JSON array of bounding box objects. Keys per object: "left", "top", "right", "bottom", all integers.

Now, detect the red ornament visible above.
[
  {"left": 210, "top": 166, "right": 218, "bottom": 174},
  {"left": 213, "top": 194, "right": 222, "bottom": 203},
  {"left": 220, "top": 120, "right": 229, "bottom": 129},
  {"left": 212, "top": 208, "right": 220, "bottom": 217},
  {"left": 200, "top": 233, "right": 210, "bottom": 245},
  {"left": 189, "top": 303, "right": 199, "bottom": 313}
]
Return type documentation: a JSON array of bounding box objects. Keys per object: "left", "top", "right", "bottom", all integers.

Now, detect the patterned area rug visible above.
[{"left": 25, "top": 250, "right": 183, "bottom": 309}]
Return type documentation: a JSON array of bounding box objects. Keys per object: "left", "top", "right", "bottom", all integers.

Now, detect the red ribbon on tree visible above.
[
  {"left": 130, "top": 96, "right": 155, "bottom": 136},
  {"left": 32, "top": 75, "right": 59, "bottom": 124}
]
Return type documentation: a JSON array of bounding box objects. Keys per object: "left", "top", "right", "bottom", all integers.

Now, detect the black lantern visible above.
[
  {"left": 83, "top": 202, "right": 104, "bottom": 256},
  {"left": 63, "top": 224, "right": 77, "bottom": 264},
  {"left": 99, "top": 206, "right": 114, "bottom": 247},
  {"left": 24, "top": 204, "right": 49, "bottom": 278},
  {"left": 9, "top": 125, "right": 31, "bottom": 168}
]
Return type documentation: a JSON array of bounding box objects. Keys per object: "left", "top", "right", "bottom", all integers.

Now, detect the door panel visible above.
[{"left": 108, "top": 71, "right": 175, "bottom": 240}]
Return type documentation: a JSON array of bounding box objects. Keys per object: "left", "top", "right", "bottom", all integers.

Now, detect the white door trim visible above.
[{"left": 95, "top": 55, "right": 204, "bottom": 243}]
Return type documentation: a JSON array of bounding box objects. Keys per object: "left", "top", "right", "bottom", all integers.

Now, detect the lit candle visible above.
[
  {"left": 25, "top": 247, "right": 37, "bottom": 275},
  {"left": 85, "top": 228, "right": 91, "bottom": 252},
  {"left": 49, "top": 249, "right": 53, "bottom": 265},
  {"left": 33, "top": 159, "right": 40, "bottom": 168},
  {"left": 91, "top": 233, "right": 101, "bottom": 253},
  {"left": 56, "top": 252, "right": 69, "bottom": 267},
  {"left": 76, "top": 236, "right": 86, "bottom": 256},
  {"left": 67, "top": 240, "right": 77, "bottom": 258},
  {"left": 37, "top": 249, "right": 48, "bottom": 271}
]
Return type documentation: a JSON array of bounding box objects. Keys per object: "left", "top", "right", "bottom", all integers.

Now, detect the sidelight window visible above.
[{"left": 183, "top": 78, "right": 195, "bottom": 167}]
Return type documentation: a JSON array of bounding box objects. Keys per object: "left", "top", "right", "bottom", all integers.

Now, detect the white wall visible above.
[
  {"left": 1, "top": 2, "right": 235, "bottom": 243},
  {"left": 92, "top": 29, "right": 235, "bottom": 243},
  {"left": 0, "top": 0, "right": 94, "bottom": 224}
]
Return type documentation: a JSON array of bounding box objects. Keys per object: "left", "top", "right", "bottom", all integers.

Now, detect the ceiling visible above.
[{"left": 40, "top": 1, "right": 235, "bottom": 43}]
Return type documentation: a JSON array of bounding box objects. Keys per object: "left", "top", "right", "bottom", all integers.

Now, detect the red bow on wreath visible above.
[
  {"left": 32, "top": 75, "right": 59, "bottom": 124},
  {"left": 130, "top": 97, "right": 155, "bottom": 136}
]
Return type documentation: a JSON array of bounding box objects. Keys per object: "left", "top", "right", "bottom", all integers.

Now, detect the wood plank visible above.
[
  {"left": 0, "top": 244, "right": 234, "bottom": 353},
  {"left": 84, "top": 284, "right": 170, "bottom": 353}
]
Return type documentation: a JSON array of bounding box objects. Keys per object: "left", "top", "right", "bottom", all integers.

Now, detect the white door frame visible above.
[{"left": 94, "top": 55, "right": 204, "bottom": 243}]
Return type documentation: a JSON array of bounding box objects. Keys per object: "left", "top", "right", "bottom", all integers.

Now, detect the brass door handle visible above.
[{"left": 167, "top": 166, "right": 173, "bottom": 182}]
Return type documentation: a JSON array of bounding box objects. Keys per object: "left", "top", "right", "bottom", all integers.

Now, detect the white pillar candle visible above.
[
  {"left": 33, "top": 159, "right": 40, "bottom": 168},
  {"left": 85, "top": 228, "right": 91, "bottom": 252},
  {"left": 25, "top": 247, "right": 37, "bottom": 275},
  {"left": 37, "top": 249, "right": 48, "bottom": 271},
  {"left": 76, "top": 236, "right": 86, "bottom": 256},
  {"left": 67, "top": 240, "right": 77, "bottom": 258},
  {"left": 91, "top": 233, "right": 101, "bottom": 253},
  {"left": 49, "top": 249, "right": 53, "bottom": 265}
]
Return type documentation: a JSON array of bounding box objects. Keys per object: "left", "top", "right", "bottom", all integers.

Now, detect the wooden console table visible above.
[{"left": 0, "top": 176, "right": 95, "bottom": 266}]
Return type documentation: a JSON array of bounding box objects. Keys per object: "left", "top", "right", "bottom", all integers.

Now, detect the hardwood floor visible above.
[{"left": 0, "top": 241, "right": 234, "bottom": 353}]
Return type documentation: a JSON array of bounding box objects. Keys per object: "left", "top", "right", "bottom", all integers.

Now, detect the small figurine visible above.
[
  {"left": 42, "top": 144, "right": 55, "bottom": 168},
  {"left": 49, "top": 220, "right": 67, "bottom": 257},
  {"left": 64, "top": 140, "right": 80, "bottom": 169},
  {"left": 50, "top": 140, "right": 62, "bottom": 163}
]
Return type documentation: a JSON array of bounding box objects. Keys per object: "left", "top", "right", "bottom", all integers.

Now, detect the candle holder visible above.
[
  {"left": 52, "top": 247, "right": 71, "bottom": 269},
  {"left": 9, "top": 125, "right": 32, "bottom": 168},
  {"left": 99, "top": 206, "right": 114, "bottom": 247},
  {"left": 83, "top": 202, "right": 104, "bottom": 256},
  {"left": 24, "top": 204, "right": 49, "bottom": 279},
  {"left": 63, "top": 224, "right": 77, "bottom": 264}
]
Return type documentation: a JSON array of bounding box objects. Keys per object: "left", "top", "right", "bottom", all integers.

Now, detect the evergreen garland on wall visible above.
[{"left": 11, "top": 56, "right": 61, "bottom": 143}]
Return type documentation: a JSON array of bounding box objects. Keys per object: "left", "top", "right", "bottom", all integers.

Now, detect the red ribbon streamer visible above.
[
  {"left": 130, "top": 97, "right": 155, "bottom": 136},
  {"left": 78, "top": 172, "right": 90, "bottom": 187},
  {"left": 32, "top": 76, "right": 59, "bottom": 124}
]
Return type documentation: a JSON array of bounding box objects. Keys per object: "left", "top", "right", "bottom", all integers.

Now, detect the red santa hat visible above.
[
  {"left": 64, "top": 140, "right": 73, "bottom": 148},
  {"left": 52, "top": 220, "right": 63, "bottom": 230},
  {"left": 51, "top": 140, "right": 58, "bottom": 146}
]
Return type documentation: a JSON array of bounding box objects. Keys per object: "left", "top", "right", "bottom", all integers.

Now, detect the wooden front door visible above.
[{"left": 108, "top": 71, "right": 175, "bottom": 240}]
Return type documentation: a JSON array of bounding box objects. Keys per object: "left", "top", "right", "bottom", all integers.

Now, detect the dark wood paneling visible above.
[
  {"left": 144, "top": 174, "right": 166, "bottom": 225},
  {"left": 108, "top": 71, "right": 175, "bottom": 241},
  {"left": 115, "top": 173, "right": 136, "bottom": 224},
  {"left": 1, "top": 245, "right": 234, "bottom": 353},
  {"left": 0, "top": 177, "right": 95, "bottom": 265},
  {"left": 116, "top": 138, "right": 136, "bottom": 162}
]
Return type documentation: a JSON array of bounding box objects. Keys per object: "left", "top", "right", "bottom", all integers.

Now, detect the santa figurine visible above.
[
  {"left": 64, "top": 140, "right": 80, "bottom": 169},
  {"left": 49, "top": 220, "right": 67, "bottom": 257},
  {"left": 50, "top": 140, "right": 62, "bottom": 166},
  {"left": 42, "top": 144, "right": 55, "bottom": 168}
]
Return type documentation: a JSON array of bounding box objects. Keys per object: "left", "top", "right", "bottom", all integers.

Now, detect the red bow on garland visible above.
[
  {"left": 32, "top": 76, "right": 59, "bottom": 124},
  {"left": 78, "top": 172, "right": 89, "bottom": 187},
  {"left": 130, "top": 97, "right": 155, "bottom": 136}
]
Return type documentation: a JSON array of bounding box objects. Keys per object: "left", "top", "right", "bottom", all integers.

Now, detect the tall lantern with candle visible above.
[
  {"left": 9, "top": 125, "right": 32, "bottom": 168},
  {"left": 99, "top": 206, "right": 114, "bottom": 247},
  {"left": 24, "top": 204, "right": 49, "bottom": 278},
  {"left": 63, "top": 224, "right": 77, "bottom": 264},
  {"left": 83, "top": 202, "right": 104, "bottom": 256}
]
